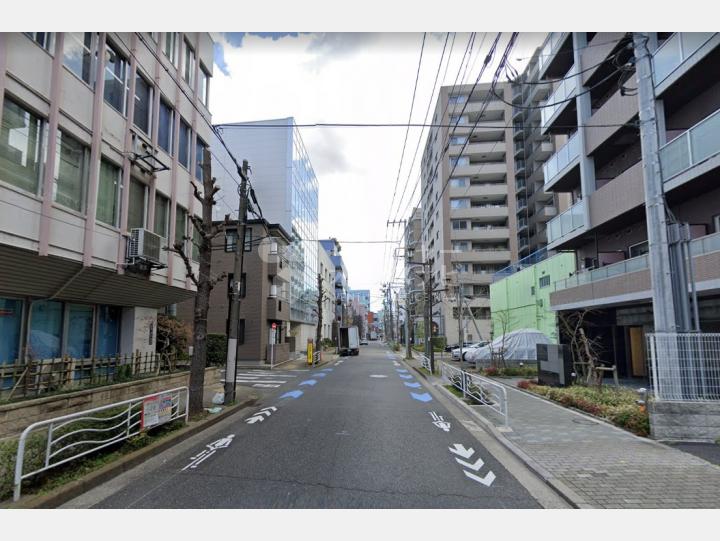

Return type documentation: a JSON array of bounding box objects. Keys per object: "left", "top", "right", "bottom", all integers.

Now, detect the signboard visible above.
[
  {"left": 142, "top": 392, "right": 174, "bottom": 429},
  {"left": 307, "top": 341, "right": 313, "bottom": 365}
]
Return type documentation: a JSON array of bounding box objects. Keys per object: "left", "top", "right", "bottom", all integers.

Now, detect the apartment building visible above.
[
  {"left": 404, "top": 206, "right": 424, "bottom": 342},
  {"left": 512, "top": 48, "right": 569, "bottom": 258},
  {"left": 0, "top": 33, "right": 213, "bottom": 364},
  {"left": 318, "top": 241, "right": 335, "bottom": 341},
  {"left": 541, "top": 32, "right": 720, "bottom": 379},
  {"left": 212, "top": 118, "right": 320, "bottom": 348},
  {"left": 419, "top": 82, "right": 518, "bottom": 343},
  {"left": 176, "top": 219, "right": 292, "bottom": 365},
  {"left": 319, "top": 238, "right": 349, "bottom": 338},
  {"left": 348, "top": 289, "right": 370, "bottom": 338}
]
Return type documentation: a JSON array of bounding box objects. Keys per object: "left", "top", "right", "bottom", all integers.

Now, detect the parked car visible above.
[
  {"left": 360, "top": 338, "right": 368, "bottom": 345},
  {"left": 450, "top": 342, "right": 487, "bottom": 361},
  {"left": 444, "top": 341, "right": 475, "bottom": 353},
  {"left": 465, "top": 329, "right": 552, "bottom": 367}
]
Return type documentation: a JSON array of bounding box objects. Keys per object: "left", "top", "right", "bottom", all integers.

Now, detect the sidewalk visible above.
[{"left": 404, "top": 354, "right": 720, "bottom": 508}]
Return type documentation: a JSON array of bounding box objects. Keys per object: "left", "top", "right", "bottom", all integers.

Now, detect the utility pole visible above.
[
  {"left": 405, "top": 296, "right": 411, "bottom": 360},
  {"left": 633, "top": 33, "right": 678, "bottom": 333},
  {"left": 225, "top": 159, "right": 250, "bottom": 405},
  {"left": 457, "top": 280, "right": 464, "bottom": 374},
  {"left": 425, "top": 271, "right": 434, "bottom": 373}
]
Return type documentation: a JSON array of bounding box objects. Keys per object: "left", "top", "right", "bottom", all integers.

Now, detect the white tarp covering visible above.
[{"left": 465, "top": 329, "right": 552, "bottom": 364}]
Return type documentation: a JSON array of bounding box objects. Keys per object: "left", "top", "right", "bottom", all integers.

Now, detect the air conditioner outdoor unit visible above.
[{"left": 127, "top": 228, "right": 164, "bottom": 265}]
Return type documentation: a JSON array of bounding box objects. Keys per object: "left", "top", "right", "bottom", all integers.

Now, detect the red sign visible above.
[{"left": 271, "top": 323, "right": 277, "bottom": 329}]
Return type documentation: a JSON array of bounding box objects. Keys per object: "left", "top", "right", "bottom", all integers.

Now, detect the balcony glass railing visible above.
[
  {"left": 547, "top": 198, "right": 586, "bottom": 245},
  {"left": 659, "top": 108, "right": 720, "bottom": 182},
  {"left": 541, "top": 64, "right": 577, "bottom": 127},
  {"left": 653, "top": 33, "right": 715, "bottom": 85},
  {"left": 538, "top": 32, "right": 567, "bottom": 73},
  {"left": 554, "top": 232, "right": 720, "bottom": 292},
  {"left": 543, "top": 131, "right": 580, "bottom": 185}
]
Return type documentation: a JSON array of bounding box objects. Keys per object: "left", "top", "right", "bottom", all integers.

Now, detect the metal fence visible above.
[
  {"left": 647, "top": 333, "right": 720, "bottom": 401},
  {"left": 13, "top": 386, "right": 189, "bottom": 501},
  {"left": 441, "top": 362, "right": 509, "bottom": 427},
  {"left": 0, "top": 352, "right": 186, "bottom": 402},
  {"left": 418, "top": 353, "right": 432, "bottom": 373}
]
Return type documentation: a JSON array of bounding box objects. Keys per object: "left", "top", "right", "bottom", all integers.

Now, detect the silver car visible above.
[{"left": 450, "top": 342, "right": 485, "bottom": 361}]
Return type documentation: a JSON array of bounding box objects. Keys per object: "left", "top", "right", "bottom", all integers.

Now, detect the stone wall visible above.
[
  {"left": 0, "top": 367, "right": 220, "bottom": 440},
  {"left": 649, "top": 400, "right": 720, "bottom": 442}
]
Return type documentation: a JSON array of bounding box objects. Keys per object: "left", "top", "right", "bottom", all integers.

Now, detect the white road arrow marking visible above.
[
  {"left": 370, "top": 375, "right": 388, "bottom": 378},
  {"left": 245, "top": 415, "right": 264, "bottom": 424},
  {"left": 252, "top": 384, "right": 280, "bottom": 388},
  {"left": 429, "top": 412, "right": 451, "bottom": 432},
  {"left": 448, "top": 444, "right": 475, "bottom": 459},
  {"left": 455, "top": 456, "right": 485, "bottom": 471},
  {"left": 260, "top": 406, "right": 277, "bottom": 413},
  {"left": 464, "top": 470, "right": 496, "bottom": 487}
]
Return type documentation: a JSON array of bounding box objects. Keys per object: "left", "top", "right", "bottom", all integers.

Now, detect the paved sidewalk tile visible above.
[{"left": 415, "top": 356, "right": 720, "bottom": 509}]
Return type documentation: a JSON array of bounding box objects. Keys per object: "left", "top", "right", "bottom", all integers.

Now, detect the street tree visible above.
[
  {"left": 313, "top": 272, "right": 332, "bottom": 357},
  {"left": 167, "top": 148, "right": 228, "bottom": 416},
  {"left": 558, "top": 309, "right": 604, "bottom": 386}
]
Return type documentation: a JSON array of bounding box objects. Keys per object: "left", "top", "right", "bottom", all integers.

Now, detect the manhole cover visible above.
[{"left": 572, "top": 418, "right": 598, "bottom": 426}]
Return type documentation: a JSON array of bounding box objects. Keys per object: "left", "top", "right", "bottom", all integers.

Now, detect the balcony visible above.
[
  {"left": 532, "top": 138, "right": 554, "bottom": 160},
  {"left": 659, "top": 108, "right": 720, "bottom": 191},
  {"left": 543, "top": 131, "right": 581, "bottom": 191},
  {"left": 515, "top": 160, "right": 526, "bottom": 175},
  {"left": 517, "top": 216, "right": 528, "bottom": 232},
  {"left": 551, "top": 232, "right": 720, "bottom": 310},
  {"left": 585, "top": 86, "right": 639, "bottom": 156},
  {"left": 588, "top": 161, "right": 644, "bottom": 230},
  {"left": 515, "top": 178, "right": 526, "bottom": 191},
  {"left": 513, "top": 124, "right": 524, "bottom": 139},
  {"left": 457, "top": 272, "right": 494, "bottom": 285},
  {"left": 449, "top": 183, "right": 507, "bottom": 199},
  {"left": 451, "top": 226, "right": 510, "bottom": 242},
  {"left": 451, "top": 249, "right": 511, "bottom": 264},
  {"left": 450, "top": 205, "right": 509, "bottom": 220},
  {"left": 451, "top": 162, "right": 507, "bottom": 182},
  {"left": 547, "top": 198, "right": 587, "bottom": 249},
  {"left": 514, "top": 141, "right": 524, "bottom": 157},
  {"left": 449, "top": 99, "right": 505, "bottom": 117},
  {"left": 516, "top": 198, "right": 528, "bottom": 212},
  {"left": 538, "top": 32, "right": 573, "bottom": 79},
  {"left": 653, "top": 33, "right": 717, "bottom": 91},
  {"left": 450, "top": 141, "right": 506, "bottom": 160},
  {"left": 541, "top": 64, "right": 578, "bottom": 134},
  {"left": 267, "top": 296, "right": 289, "bottom": 321},
  {"left": 581, "top": 33, "right": 628, "bottom": 86},
  {"left": 535, "top": 205, "right": 558, "bottom": 222}
]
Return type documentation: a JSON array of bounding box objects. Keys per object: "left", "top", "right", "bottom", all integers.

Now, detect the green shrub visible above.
[
  {"left": 206, "top": 334, "right": 227, "bottom": 366},
  {"left": 431, "top": 336, "right": 447, "bottom": 351}
]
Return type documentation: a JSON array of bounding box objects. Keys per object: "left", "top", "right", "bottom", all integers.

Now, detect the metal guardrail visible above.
[
  {"left": 418, "top": 353, "right": 432, "bottom": 373},
  {"left": 13, "top": 386, "right": 189, "bottom": 501},
  {"left": 441, "top": 362, "right": 509, "bottom": 428}
]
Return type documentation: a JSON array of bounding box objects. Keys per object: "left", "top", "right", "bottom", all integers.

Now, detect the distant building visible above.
[
  {"left": 176, "top": 219, "right": 292, "bottom": 365},
  {"left": 0, "top": 32, "right": 214, "bottom": 363},
  {"left": 320, "top": 238, "right": 349, "bottom": 338},
  {"left": 317, "top": 241, "right": 335, "bottom": 341},
  {"left": 211, "top": 117, "right": 319, "bottom": 349}
]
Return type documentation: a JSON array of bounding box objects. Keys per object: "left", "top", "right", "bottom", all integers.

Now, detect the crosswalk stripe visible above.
[
  {"left": 252, "top": 383, "right": 281, "bottom": 388},
  {"left": 236, "top": 379, "right": 287, "bottom": 384}
]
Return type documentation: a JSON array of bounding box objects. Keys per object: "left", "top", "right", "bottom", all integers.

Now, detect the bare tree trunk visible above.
[{"left": 189, "top": 249, "right": 212, "bottom": 416}]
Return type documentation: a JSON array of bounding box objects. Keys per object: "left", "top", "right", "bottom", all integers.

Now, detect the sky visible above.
[{"left": 209, "top": 32, "right": 546, "bottom": 311}]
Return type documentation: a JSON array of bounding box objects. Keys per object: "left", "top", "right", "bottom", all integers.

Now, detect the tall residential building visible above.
[
  {"left": 511, "top": 48, "right": 569, "bottom": 258},
  {"left": 0, "top": 32, "right": 213, "bottom": 363},
  {"left": 319, "top": 238, "right": 348, "bottom": 338},
  {"left": 212, "top": 117, "right": 319, "bottom": 348},
  {"left": 541, "top": 32, "right": 720, "bottom": 378},
  {"left": 419, "top": 82, "right": 518, "bottom": 344},
  {"left": 404, "top": 206, "right": 423, "bottom": 343},
  {"left": 318, "top": 241, "right": 335, "bottom": 340}
]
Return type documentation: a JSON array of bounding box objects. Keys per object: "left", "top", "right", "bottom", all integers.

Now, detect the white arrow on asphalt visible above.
[
  {"left": 260, "top": 406, "right": 277, "bottom": 413},
  {"left": 253, "top": 384, "right": 280, "bottom": 388},
  {"left": 448, "top": 444, "right": 475, "bottom": 459},
  {"left": 455, "top": 456, "right": 485, "bottom": 471},
  {"left": 464, "top": 470, "right": 496, "bottom": 487},
  {"left": 245, "top": 415, "right": 264, "bottom": 424}
]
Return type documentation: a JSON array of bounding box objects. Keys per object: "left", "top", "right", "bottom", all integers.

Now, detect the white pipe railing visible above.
[{"left": 441, "top": 362, "right": 509, "bottom": 428}]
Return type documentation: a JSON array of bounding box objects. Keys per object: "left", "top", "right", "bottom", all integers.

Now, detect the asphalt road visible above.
[{"left": 64, "top": 342, "right": 566, "bottom": 508}]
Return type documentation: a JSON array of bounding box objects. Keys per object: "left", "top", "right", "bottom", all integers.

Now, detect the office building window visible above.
[
  {"left": 95, "top": 305, "right": 121, "bottom": 356},
  {"left": 450, "top": 135, "right": 467, "bottom": 145},
  {"left": 158, "top": 99, "right": 174, "bottom": 155},
  {"left": 629, "top": 241, "right": 649, "bottom": 258},
  {"left": 0, "top": 96, "right": 45, "bottom": 194},
  {"left": 225, "top": 230, "right": 238, "bottom": 252},
  {"left": 195, "top": 137, "right": 207, "bottom": 179},
  {"left": 452, "top": 220, "right": 467, "bottom": 230},
  {"left": 154, "top": 193, "right": 170, "bottom": 239},
  {"left": 163, "top": 32, "right": 179, "bottom": 66},
  {"left": 0, "top": 298, "right": 23, "bottom": 364},
  {"left": 178, "top": 119, "right": 191, "bottom": 169},
  {"left": 54, "top": 130, "right": 89, "bottom": 212},
  {"left": 24, "top": 32, "right": 54, "bottom": 52},
  {"left": 183, "top": 38, "right": 195, "bottom": 87},
  {"left": 449, "top": 177, "right": 468, "bottom": 188},
  {"left": 175, "top": 205, "right": 187, "bottom": 246},
  {"left": 199, "top": 64, "right": 210, "bottom": 106},
  {"left": 103, "top": 42, "right": 129, "bottom": 114},
  {"left": 450, "top": 156, "right": 469, "bottom": 167},
  {"left": 28, "top": 300, "right": 63, "bottom": 359},
  {"left": 66, "top": 304, "right": 93, "bottom": 358},
  {"left": 96, "top": 159, "right": 123, "bottom": 227},
  {"left": 127, "top": 179, "right": 147, "bottom": 230},
  {"left": 133, "top": 72, "right": 153, "bottom": 135},
  {"left": 450, "top": 198, "right": 469, "bottom": 209},
  {"left": 539, "top": 275, "right": 551, "bottom": 288},
  {"left": 63, "top": 33, "right": 95, "bottom": 84}
]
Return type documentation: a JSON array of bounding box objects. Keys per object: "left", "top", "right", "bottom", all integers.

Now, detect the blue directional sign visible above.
[
  {"left": 396, "top": 369, "right": 409, "bottom": 373},
  {"left": 404, "top": 382, "right": 422, "bottom": 388},
  {"left": 399, "top": 374, "right": 413, "bottom": 380},
  {"left": 279, "top": 390, "right": 304, "bottom": 399},
  {"left": 315, "top": 373, "right": 327, "bottom": 378},
  {"left": 321, "top": 368, "right": 333, "bottom": 372},
  {"left": 299, "top": 380, "right": 317, "bottom": 386},
  {"left": 410, "top": 392, "right": 433, "bottom": 403}
]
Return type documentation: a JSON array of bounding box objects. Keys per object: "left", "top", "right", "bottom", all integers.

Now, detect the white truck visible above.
[
  {"left": 339, "top": 326, "right": 360, "bottom": 356},
  {"left": 369, "top": 331, "right": 378, "bottom": 341}
]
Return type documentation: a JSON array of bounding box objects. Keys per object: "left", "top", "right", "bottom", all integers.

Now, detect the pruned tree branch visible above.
[{"left": 167, "top": 243, "right": 199, "bottom": 287}]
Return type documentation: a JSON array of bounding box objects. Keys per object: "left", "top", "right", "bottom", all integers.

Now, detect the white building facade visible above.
[{"left": 0, "top": 32, "right": 214, "bottom": 364}]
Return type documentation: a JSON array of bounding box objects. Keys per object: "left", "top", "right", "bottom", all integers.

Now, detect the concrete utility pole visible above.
[
  {"left": 405, "top": 296, "right": 411, "bottom": 360},
  {"left": 633, "top": 33, "right": 678, "bottom": 333},
  {"left": 225, "top": 159, "right": 250, "bottom": 404},
  {"left": 425, "top": 271, "right": 434, "bottom": 373},
  {"left": 457, "top": 281, "right": 464, "bottom": 373}
]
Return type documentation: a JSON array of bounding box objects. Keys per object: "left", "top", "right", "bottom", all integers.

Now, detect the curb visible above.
[
  {"left": 4, "top": 396, "right": 258, "bottom": 509},
  {"left": 397, "top": 352, "right": 588, "bottom": 509}
]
